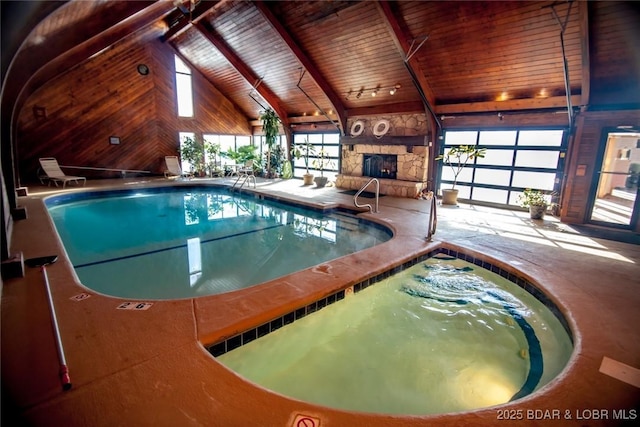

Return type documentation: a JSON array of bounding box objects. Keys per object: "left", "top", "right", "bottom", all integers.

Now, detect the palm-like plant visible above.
[
  {"left": 291, "top": 139, "right": 316, "bottom": 173},
  {"left": 436, "top": 145, "right": 487, "bottom": 189},
  {"left": 260, "top": 108, "right": 280, "bottom": 178}
]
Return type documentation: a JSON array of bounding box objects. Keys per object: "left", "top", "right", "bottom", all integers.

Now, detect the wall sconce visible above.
[{"left": 33, "top": 105, "right": 47, "bottom": 120}]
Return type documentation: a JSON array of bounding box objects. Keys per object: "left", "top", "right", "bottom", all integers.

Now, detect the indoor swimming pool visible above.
[
  {"left": 45, "top": 186, "right": 392, "bottom": 299},
  {"left": 215, "top": 253, "right": 573, "bottom": 415}
]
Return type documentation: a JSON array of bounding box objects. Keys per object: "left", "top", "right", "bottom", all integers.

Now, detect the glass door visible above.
[{"left": 588, "top": 131, "right": 640, "bottom": 227}]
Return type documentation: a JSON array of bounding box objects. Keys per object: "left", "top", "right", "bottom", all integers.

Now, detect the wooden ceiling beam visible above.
[
  {"left": 348, "top": 101, "right": 425, "bottom": 117},
  {"left": 194, "top": 19, "right": 291, "bottom": 131},
  {"left": 375, "top": 0, "right": 436, "bottom": 107},
  {"left": 162, "top": 0, "right": 230, "bottom": 42},
  {"left": 435, "top": 95, "right": 582, "bottom": 115},
  {"left": 253, "top": 0, "right": 347, "bottom": 136}
]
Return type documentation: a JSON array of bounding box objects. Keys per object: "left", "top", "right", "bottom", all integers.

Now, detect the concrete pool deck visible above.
[{"left": 2, "top": 176, "right": 639, "bottom": 426}]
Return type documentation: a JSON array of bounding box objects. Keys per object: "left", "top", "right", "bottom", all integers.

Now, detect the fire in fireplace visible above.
[{"left": 363, "top": 154, "right": 397, "bottom": 179}]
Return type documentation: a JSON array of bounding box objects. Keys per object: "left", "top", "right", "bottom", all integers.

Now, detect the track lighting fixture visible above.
[{"left": 345, "top": 84, "right": 400, "bottom": 100}]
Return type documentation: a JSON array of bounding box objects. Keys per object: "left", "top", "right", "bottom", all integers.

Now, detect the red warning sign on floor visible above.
[{"left": 292, "top": 414, "right": 321, "bottom": 427}]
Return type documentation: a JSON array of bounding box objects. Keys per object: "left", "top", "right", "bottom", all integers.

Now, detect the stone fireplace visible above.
[
  {"left": 335, "top": 115, "right": 431, "bottom": 198},
  {"left": 363, "top": 154, "right": 397, "bottom": 179},
  {"left": 336, "top": 143, "right": 429, "bottom": 198}
]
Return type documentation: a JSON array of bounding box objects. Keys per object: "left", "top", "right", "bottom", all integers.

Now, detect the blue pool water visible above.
[
  {"left": 217, "top": 254, "right": 573, "bottom": 415},
  {"left": 45, "top": 186, "right": 392, "bottom": 299}
]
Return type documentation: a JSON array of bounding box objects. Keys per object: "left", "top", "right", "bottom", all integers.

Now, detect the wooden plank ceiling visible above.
[
  {"left": 162, "top": 0, "right": 593, "bottom": 124},
  {"left": 9, "top": 1, "right": 640, "bottom": 130}
]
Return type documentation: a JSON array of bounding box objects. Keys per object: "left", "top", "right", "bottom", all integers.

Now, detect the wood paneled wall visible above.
[
  {"left": 561, "top": 109, "right": 640, "bottom": 230},
  {"left": 588, "top": 1, "right": 640, "bottom": 107},
  {"left": 16, "top": 27, "right": 250, "bottom": 183}
]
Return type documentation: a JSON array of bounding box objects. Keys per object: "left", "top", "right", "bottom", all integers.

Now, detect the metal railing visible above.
[
  {"left": 232, "top": 173, "right": 256, "bottom": 190},
  {"left": 353, "top": 178, "right": 379, "bottom": 213},
  {"left": 425, "top": 191, "right": 437, "bottom": 241}
]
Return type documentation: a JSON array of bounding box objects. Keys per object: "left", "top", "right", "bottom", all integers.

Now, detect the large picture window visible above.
[
  {"left": 175, "top": 55, "right": 194, "bottom": 117},
  {"left": 292, "top": 133, "right": 340, "bottom": 179},
  {"left": 204, "top": 134, "right": 251, "bottom": 168},
  {"left": 437, "top": 129, "right": 566, "bottom": 207}
]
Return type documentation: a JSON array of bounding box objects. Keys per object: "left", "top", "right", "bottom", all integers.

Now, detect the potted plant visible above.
[
  {"left": 517, "top": 188, "right": 549, "bottom": 219},
  {"left": 312, "top": 147, "right": 334, "bottom": 188},
  {"left": 260, "top": 107, "right": 281, "bottom": 178},
  {"left": 436, "top": 145, "right": 487, "bottom": 205},
  {"left": 204, "top": 141, "right": 222, "bottom": 177},
  {"left": 179, "top": 136, "right": 205, "bottom": 176},
  {"left": 291, "top": 139, "right": 316, "bottom": 185}
]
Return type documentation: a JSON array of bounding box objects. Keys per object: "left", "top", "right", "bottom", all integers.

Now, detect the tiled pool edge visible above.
[{"left": 206, "top": 244, "right": 574, "bottom": 357}]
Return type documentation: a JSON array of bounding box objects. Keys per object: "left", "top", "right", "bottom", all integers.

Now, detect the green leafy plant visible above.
[
  {"left": 312, "top": 147, "right": 334, "bottom": 177},
  {"left": 260, "top": 108, "right": 281, "bottom": 178},
  {"left": 436, "top": 145, "right": 487, "bottom": 189},
  {"left": 224, "top": 144, "right": 259, "bottom": 175},
  {"left": 179, "top": 136, "right": 205, "bottom": 175},
  {"left": 264, "top": 145, "right": 285, "bottom": 177},
  {"left": 204, "top": 141, "right": 222, "bottom": 176},
  {"left": 291, "top": 139, "right": 316, "bottom": 174},
  {"left": 225, "top": 145, "right": 258, "bottom": 164},
  {"left": 517, "top": 188, "right": 549, "bottom": 208}
]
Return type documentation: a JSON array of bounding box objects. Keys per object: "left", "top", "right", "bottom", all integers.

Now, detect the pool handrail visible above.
[
  {"left": 426, "top": 191, "right": 437, "bottom": 241},
  {"left": 354, "top": 178, "right": 379, "bottom": 213},
  {"left": 232, "top": 172, "right": 256, "bottom": 190}
]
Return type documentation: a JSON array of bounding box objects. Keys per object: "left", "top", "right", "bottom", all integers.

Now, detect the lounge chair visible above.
[
  {"left": 164, "top": 156, "right": 193, "bottom": 179},
  {"left": 238, "top": 159, "right": 254, "bottom": 176},
  {"left": 38, "top": 158, "right": 86, "bottom": 188}
]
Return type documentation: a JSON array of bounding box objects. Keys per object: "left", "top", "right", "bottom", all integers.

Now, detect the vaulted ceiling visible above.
[{"left": 3, "top": 0, "right": 639, "bottom": 136}]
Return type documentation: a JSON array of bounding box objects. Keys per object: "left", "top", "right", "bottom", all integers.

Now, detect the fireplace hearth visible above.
[{"left": 363, "top": 154, "right": 397, "bottom": 179}]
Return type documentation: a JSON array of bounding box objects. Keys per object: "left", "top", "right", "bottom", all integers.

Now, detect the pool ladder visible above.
[
  {"left": 353, "top": 178, "right": 379, "bottom": 213},
  {"left": 232, "top": 173, "right": 256, "bottom": 190}
]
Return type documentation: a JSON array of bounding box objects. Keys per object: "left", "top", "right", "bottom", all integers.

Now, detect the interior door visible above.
[{"left": 588, "top": 131, "right": 640, "bottom": 228}]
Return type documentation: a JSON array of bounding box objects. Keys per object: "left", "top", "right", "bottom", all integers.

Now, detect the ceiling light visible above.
[{"left": 345, "top": 84, "right": 399, "bottom": 99}]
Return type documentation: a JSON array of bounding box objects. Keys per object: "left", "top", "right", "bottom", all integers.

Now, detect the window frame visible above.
[{"left": 436, "top": 128, "right": 568, "bottom": 208}]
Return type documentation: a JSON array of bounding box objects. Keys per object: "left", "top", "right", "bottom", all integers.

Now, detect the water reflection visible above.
[{"left": 182, "top": 192, "right": 338, "bottom": 242}]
